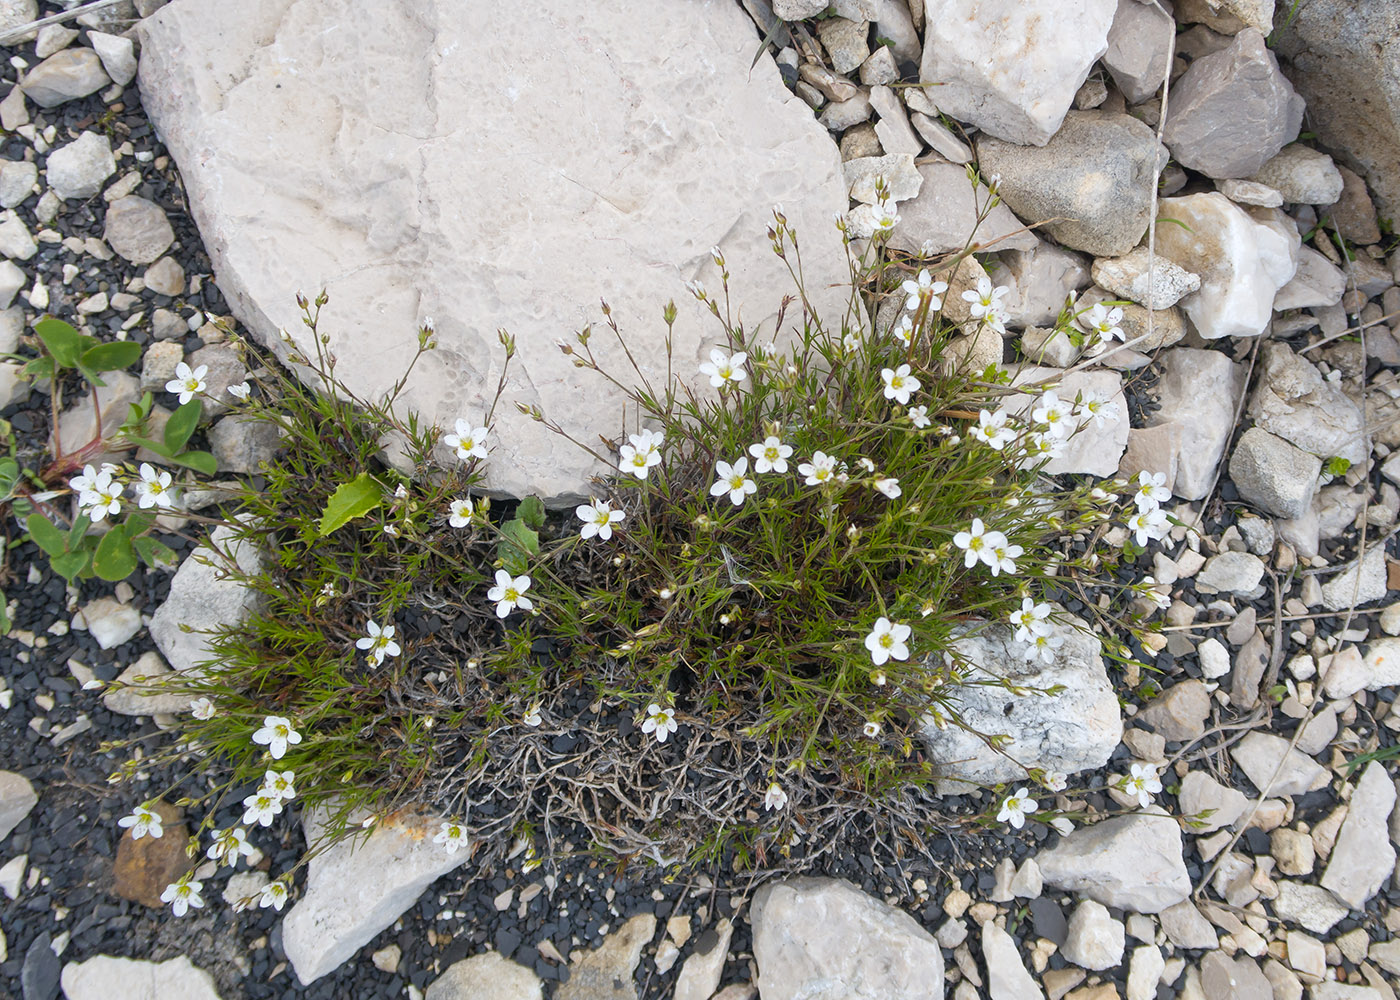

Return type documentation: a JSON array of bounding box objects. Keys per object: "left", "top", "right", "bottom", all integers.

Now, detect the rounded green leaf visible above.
[
  {"left": 93, "top": 525, "right": 139, "bottom": 582},
  {"left": 81, "top": 340, "right": 144, "bottom": 372}
]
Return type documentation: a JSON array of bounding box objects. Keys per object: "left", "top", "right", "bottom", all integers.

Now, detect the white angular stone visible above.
[
  {"left": 1063, "top": 900, "right": 1125, "bottom": 971},
  {"left": 1217, "top": 178, "right": 1284, "bottom": 207},
  {"left": 88, "top": 31, "right": 138, "bottom": 86},
  {"left": 1155, "top": 192, "right": 1298, "bottom": 339},
  {"left": 1179, "top": 770, "right": 1250, "bottom": 833},
  {"left": 425, "top": 953, "right": 542, "bottom": 1000},
  {"left": 987, "top": 241, "right": 1091, "bottom": 330},
  {"left": 1091, "top": 248, "right": 1201, "bottom": 310},
  {"left": 919, "top": 0, "right": 1117, "bottom": 146},
  {"left": 284, "top": 805, "right": 474, "bottom": 984},
  {"left": 888, "top": 162, "right": 1035, "bottom": 257},
  {"left": 751, "top": 876, "right": 944, "bottom": 1000},
  {"left": 1272, "top": 246, "right": 1346, "bottom": 311},
  {"left": 138, "top": 0, "right": 852, "bottom": 502},
  {"left": 45, "top": 131, "right": 116, "bottom": 200},
  {"left": 1128, "top": 946, "right": 1166, "bottom": 1000},
  {"left": 104, "top": 195, "right": 173, "bottom": 264},
  {"left": 1248, "top": 342, "right": 1367, "bottom": 465},
  {"left": 673, "top": 918, "right": 731, "bottom": 1000},
  {"left": 1104, "top": 0, "right": 1174, "bottom": 104},
  {"left": 1230, "top": 732, "right": 1329, "bottom": 798},
  {"left": 1198, "top": 637, "right": 1232, "bottom": 679},
  {"left": 1320, "top": 761, "right": 1396, "bottom": 909},
  {"left": 1320, "top": 545, "right": 1388, "bottom": 612},
  {"left": 1250, "top": 145, "right": 1344, "bottom": 206},
  {"left": 1228, "top": 426, "right": 1321, "bottom": 520},
  {"left": 0, "top": 209, "right": 36, "bottom": 260},
  {"left": 149, "top": 521, "right": 264, "bottom": 675},
  {"left": 73, "top": 596, "right": 141, "bottom": 649},
  {"left": 843, "top": 152, "right": 922, "bottom": 205},
  {"left": 102, "top": 650, "right": 191, "bottom": 716},
  {"left": 0, "top": 771, "right": 37, "bottom": 841},
  {"left": 0, "top": 159, "right": 35, "bottom": 210},
  {"left": 1007, "top": 368, "right": 1129, "bottom": 477},
  {"left": 982, "top": 921, "right": 1042, "bottom": 1000},
  {"left": 868, "top": 84, "right": 920, "bottom": 156},
  {"left": 908, "top": 111, "right": 971, "bottom": 163},
  {"left": 1273, "top": 881, "right": 1348, "bottom": 934},
  {"left": 1195, "top": 551, "right": 1266, "bottom": 594},
  {"left": 1037, "top": 812, "right": 1191, "bottom": 913},
  {"left": 60, "top": 954, "right": 222, "bottom": 1000},
  {"left": 19, "top": 49, "right": 110, "bottom": 107}
]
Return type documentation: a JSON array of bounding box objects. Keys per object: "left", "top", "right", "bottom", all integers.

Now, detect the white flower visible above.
[
  {"left": 710, "top": 457, "right": 757, "bottom": 507},
  {"left": 1122, "top": 762, "right": 1162, "bottom": 808},
  {"left": 698, "top": 348, "right": 748, "bottom": 388},
  {"left": 133, "top": 462, "right": 177, "bottom": 510},
  {"left": 881, "top": 364, "right": 920, "bottom": 405},
  {"left": 68, "top": 464, "right": 101, "bottom": 494},
  {"left": 748, "top": 436, "right": 792, "bottom": 474},
  {"left": 969, "top": 409, "right": 1015, "bottom": 450},
  {"left": 953, "top": 518, "right": 1000, "bottom": 569},
  {"left": 1024, "top": 631, "right": 1065, "bottom": 664},
  {"left": 892, "top": 314, "right": 914, "bottom": 346},
  {"left": 252, "top": 715, "right": 302, "bottom": 760},
  {"left": 640, "top": 703, "right": 679, "bottom": 744},
  {"left": 798, "top": 451, "right": 839, "bottom": 486},
  {"left": 227, "top": 381, "right": 252, "bottom": 400},
  {"left": 763, "top": 782, "right": 788, "bottom": 812},
  {"left": 618, "top": 429, "right": 664, "bottom": 480},
  {"left": 160, "top": 876, "right": 204, "bottom": 917},
  {"left": 164, "top": 362, "right": 208, "bottom": 405},
  {"left": 1126, "top": 506, "right": 1169, "bottom": 546},
  {"left": 118, "top": 805, "right": 163, "bottom": 840},
  {"left": 434, "top": 820, "right": 471, "bottom": 855},
  {"left": 997, "top": 788, "right": 1039, "bottom": 829},
  {"left": 382, "top": 523, "right": 400, "bottom": 538},
  {"left": 902, "top": 269, "right": 948, "bottom": 312},
  {"left": 78, "top": 469, "right": 122, "bottom": 523},
  {"left": 261, "top": 769, "right": 296, "bottom": 801},
  {"left": 873, "top": 476, "right": 901, "bottom": 499},
  {"left": 1076, "top": 392, "right": 1120, "bottom": 428},
  {"left": 862, "top": 721, "right": 881, "bottom": 738},
  {"left": 1024, "top": 430, "right": 1065, "bottom": 461},
  {"left": 487, "top": 570, "right": 533, "bottom": 618},
  {"left": 842, "top": 331, "right": 861, "bottom": 354},
  {"left": 576, "top": 498, "right": 625, "bottom": 540},
  {"left": 259, "top": 880, "right": 290, "bottom": 911},
  {"left": 1082, "top": 302, "right": 1124, "bottom": 344},
  {"left": 987, "top": 537, "right": 1023, "bottom": 577},
  {"left": 442, "top": 418, "right": 490, "bottom": 462},
  {"left": 870, "top": 200, "right": 900, "bottom": 232},
  {"left": 684, "top": 278, "right": 706, "bottom": 299},
  {"left": 448, "top": 498, "right": 475, "bottom": 528},
  {"left": 522, "top": 702, "right": 543, "bottom": 727},
  {"left": 907, "top": 405, "right": 931, "bottom": 429},
  {"left": 242, "top": 790, "right": 284, "bottom": 827},
  {"left": 962, "top": 276, "right": 1009, "bottom": 327},
  {"left": 1042, "top": 771, "right": 1068, "bottom": 793},
  {"left": 189, "top": 697, "right": 215, "bottom": 720},
  {"left": 1032, "top": 391, "right": 1076, "bottom": 439},
  {"left": 1009, "top": 598, "right": 1052, "bottom": 644},
  {"left": 206, "top": 826, "right": 254, "bottom": 865},
  {"left": 864, "top": 617, "right": 911, "bottom": 666},
  {"left": 1133, "top": 471, "right": 1171, "bottom": 511},
  {"left": 356, "top": 619, "right": 401, "bottom": 668},
  {"left": 871, "top": 668, "right": 888, "bottom": 686}
]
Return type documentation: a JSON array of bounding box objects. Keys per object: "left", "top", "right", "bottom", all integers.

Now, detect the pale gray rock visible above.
[
  {"left": 143, "top": 256, "right": 185, "bottom": 296},
  {"left": 919, "top": 613, "right": 1121, "bottom": 789},
  {"left": 843, "top": 152, "right": 921, "bottom": 205},
  {"left": 139, "top": 0, "right": 852, "bottom": 503},
  {"left": 1179, "top": 770, "right": 1250, "bottom": 832},
  {"left": 210, "top": 413, "right": 283, "bottom": 473},
  {"left": 19, "top": 49, "right": 110, "bottom": 107},
  {"left": 820, "top": 93, "right": 875, "bottom": 133},
  {"left": 0, "top": 86, "right": 25, "bottom": 132},
  {"left": 772, "top": 0, "right": 827, "bottom": 17},
  {"left": 1309, "top": 985, "right": 1384, "bottom": 1000},
  {"left": 104, "top": 195, "right": 174, "bottom": 264},
  {"left": 1196, "top": 551, "right": 1266, "bottom": 595},
  {"left": 0, "top": 259, "right": 23, "bottom": 308},
  {"left": 860, "top": 50, "right": 897, "bottom": 87},
  {"left": 887, "top": 162, "right": 1035, "bottom": 257},
  {"left": 1230, "top": 732, "right": 1329, "bottom": 797},
  {"left": 1200, "top": 953, "right": 1274, "bottom": 1000},
  {"left": 868, "top": 84, "right": 921, "bottom": 156},
  {"left": 102, "top": 650, "right": 192, "bottom": 716},
  {"left": 1232, "top": 628, "right": 1270, "bottom": 710},
  {"left": 1320, "top": 545, "right": 1389, "bottom": 612},
  {"left": 0, "top": 159, "right": 35, "bottom": 209},
  {"left": 0, "top": 361, "right": 30, "bottom": 408},
  {"left": 284, "top": 805, "right": 476, "bottom": 984},
  {"left": 908, "top": 112, "right": 971, "bottom": 163},
  {"left": 988, "top": 241, "right": 1091, "bottom": 330},
  {"left": 34, "top": 24, "right": 78, "bottom": 58},
  {"left": 1036, "top": 812, "right": 1191, "bottom": 913},
  {"left": 1218, "top": 178, "right": 1284, "bottom": 207},
  {"left": 1248, "top": 342, "right": 1367, "bottom": 465},
  {"left": 88, "top": 31, "right": 138, "bottom": 86},
  {"left": 1091, "top": 248, "right": 1200, "bottom": 310},
  {"left": 1162, "top": 28, "right": 1304, "bottom": 178},
  {"left": 1250, "top": 145, "right": 1344, "bottom": 205},
  {"left": 0, "top": 771, "right": 37, "bottom": 841},
  {"left": 1063, "top": 900, "right": 1125, "bottom": 971},
  {"left": 978, "top": 111, "right": 1167, "bottom": 257},
  {"left": 1138, "top": 680, "right": 1211, "bottom": 742},
  {"left": 425, "top": 953, "right": 542, "bottom": 1000},
  {"left": 1127, "top": 946, "right": 1165, "bottom": 1000},
  {"left": 52, "top": 371, "right": 139, "bottom": 460},
  {"left": 1229, "top": 426, "right": 1321, "bottom": 519},
  {"left": 1117, "top": 347, "right": 1245, "bottom": 501},
  {"left": 817, "top": 17, "right": 870, "bottom": 75},
  {"left": 73, "top": 596, "right": 141, "bottom": 649},
  {"left": 1273, "top": 246, "right": 1346, "bottom": 311},
  {"left": 1320, "top": 761, "right": 1396, "bottom": 909},
  {"left": 1007, "top": 367, "right": 1129, "bottom": 475},
  {"left": 0, "top": 209, "right": 37, "bottom": 260},
  {"left": 0, "top": 0, "right": 37, "bottom": 42},
  {"left": 919, "top": 0, "right": 1116, "bottom": 146},
  {"left": 982, "top": 921, "right": 1042, "bottom": 1000},
  {"left": 1158, "top": 901, "right": 1218, "bottom": 950},
  {"left": 556, "top": 913, "right": 655, "bottom": 1000},
  {"left": 149, "top": 521, "right": 264, "bottom": 675},
  {"left": 45, "top": 131, "right": 116, "bottom": 200},
  {"left": 867, "top": 0, "right": 920, "bottom": 66},
  {"left": 751, "top": 877, "right": 944, "bottom": 1000},
  {"left": 1272, "top": 881, "right": 1349, "bottom": 934},
  {"left": 1104, "top": 0, "right": 1174, "bottom": 103},
  {"left": 139, "top": 339, "right": 184, "bottom": 393},
  {"left": 1018, "top": 327, "right": 1078, "bottom": 367},
  {"left": 1155, "top": 193, "right": 1298, "bottom": 338},
  {"left": 673, "top": 918, "right": 731, "bottom": 1000},
  {"left": 60, "top": 954, "right": 222, "bottom": 1000},
  {"left": 1353, "top": 638, "right": 1400, "bottom": 693}
]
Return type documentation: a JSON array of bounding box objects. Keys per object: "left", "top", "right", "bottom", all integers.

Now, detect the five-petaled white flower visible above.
[
  {"left": 641, "top": 703, "right": 679, "bottom": 744},
  {"left": 1134, "top": 470, "right": 1171, "bottom": 511},
  {"left": 902, "top": 269, "right": 948, "bottom": 312},
  {"left": 1032, "top": 391, "right": 1076, "bottom": 440},
  {"left": 434, "top": 820, "right": 470, "bottom": 855},
  {"left": 487, "top": 570, "right": 533, "bottom": 618},
  {"left": 869, "top": 200, "right": 899, "bottom": 232},
  {"left": 1042, "top": 771, "right": 1068, "bottom": 793},
  {"left": 134, "top": 462, "right": 177, "bottom": 510},
  {"left": 262, "top": 769, "right": 296, "bottom": 801},
  {"left": 997, "top": 788, "right": 1038, "bottom": 829},
  {"left": 118, "top": 804, "right": 163, "bottom": 840},
  {"left": 68, "top": 464, "right": 102, "bottom": 495},
  {"left": 1076, "top": 392, "right": 1121, "bottom": 428},
  {"left": 442, "top": 418, "right": 490, "bottom": 462},
  {"left": 1122, "top": 762, "right": 1162, "bottom": 808},
  {"left": 698, "top": 348, "right": 748, "bottom": 388},
  {"left": 206, "top": 826, "right": 255, "bottom": 864},
  {"left": 259, "top": 879, "right": 290, "bottom": 911},
  {"left": 1025, "top": 631, "right": 1066, "bottom": 664},
  {"left": 165, "top": 362, "right": 208, "bottom": 405},
  {"left": 987, "top": 537, "right": 1023, "bottom": 577},
  {"left": 864, "top": 616, "right": 911, "bottom": 666},
  {"left": 907, "top": 405, "right": 931, "bottom": 429},
  {"left": 962, "top": 276, "right": 1009, "bottom": 329},
  {"left": 160, "top": 876, "right": 204, "bottom": 916},
  {"left": 710, "top": 457, "right": 757, "bottom": 507},
  {"left": 892, "top": 314, "right": 914, "bottom": 346},
  {"left": 862, "top": 721, "right": 881, "bottom": 738},
  {"left": 522, "top": 702, "right": 543, "bottom": 727},
  {"left": 969, "top": 409, "right": 1015, "bottom": 450},
  {"left": 798, "top": 451, "right": 839, "bottom": 486},
  {"left": 881, "top": 364, "right": 920, "bottom": 405},
  {"left": 576, "top": 498, "right": 625, "bottom": 540},
  {"left": 763, "top": 782, "right": 788, "bottom": 812},
  {"left": 873, "top": 476, "right": 902, "bottom": 500},
  {"left": 79, "top": 469, "right": 123, "bottom": 523},
  {"left": 1082, "top": 302, "right": 1124, "bottom": 344},
  {"left": 1009, "top": 598, "right": 1052, "bottom": 644},
  {"left": 252, "top": 715, "right": 302, "bottom": 760},
  {"left": 748, "top": 436, "right": 792, "bottom": 474},
  {"left": 1126, "top": 506, "right": 1169, "bottom": 546},
  {"left": 242, "top": 790, "right": 284, "bottom": 828},
  {"left": 618, "top": 429, "right": 665, "bottom": 479},
  {"left": 448, "top": 498, "right": 475, "bottom": 528},
  {"left": 356, "top": 619, "right": 401, "bottom": 668},
  {"left": 227, "top": 381, "right": 252, "bottom": 400},
  {"left": 189, "top": 697, "right": 215, "bottom": 720},
  {"left": 953, "top": 518, "right": 1004, "bottom": 570}
]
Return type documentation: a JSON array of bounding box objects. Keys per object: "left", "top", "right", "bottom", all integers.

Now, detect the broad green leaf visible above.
[
  {"left": 20, "top": 356, "right": 54, "bottom": 381},
  {"left": 126, "top": 436, "right": 174, "bottom": 458},
  {"left": 318, "top": 473, "right": 382, "bottom": 536},
  {"left": 26, "top": 512, "right": 67, "bottom": 556},
  {"left": 75, "top": 362, "right": 107, "bottom": 388},
  {"left": 517, "top": 495, "right": 546, "bottom": 530},
  {"left": 81, "top": 341, "right": 143, "bottom": 372},
  {"left": 93, "top": 526, "right": 138, "bottom": 581},
  {"left": 171, "top": 450, "right": 217, "bottom": 476},
  {"left": 34, "top": 318, "right": 85, "bottom": 368},
  {"left": 497, "top": 519, "right": 539, "bottom": 576},
  {"left": 123, "top": 510, "right": 155, "bottom": 536},
  {"left": 50, "top": 548, "right": 88, "bottom": 581},
  {"left": 132, "top": 535, "right": 176, "bottom": 568},
  {"left": 66, "top": 511, "right": 91, "bottom": 548},
  {"left": 164, "top": 399, "right": 202, "bottom": 453}
]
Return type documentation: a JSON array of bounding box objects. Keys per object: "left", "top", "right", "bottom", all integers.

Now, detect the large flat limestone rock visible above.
[{"left": 138, "top": 0, "right": 851, "bottom": 500}]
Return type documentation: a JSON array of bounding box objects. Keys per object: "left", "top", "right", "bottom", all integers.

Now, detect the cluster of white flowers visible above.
[
  {"left": 1008, "top": 597, "right": 1062, "bottom": 664},
  {"left": 953, "top": 518, "right": 1022, "bottom": 578},
  {"left": 1126, "top": 470, "right": 1171, "bottom": 546},
  {"left": 68, "top": 461, "right": 181, "bottom": 523},
  {"left": 963, "top": 275, "right": 1010, "bottom": 334}
]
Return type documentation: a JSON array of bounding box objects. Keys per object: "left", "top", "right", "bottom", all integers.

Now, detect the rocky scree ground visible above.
[{"left": 2, "top": 0, "right": 1400, "bottom": 999}]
